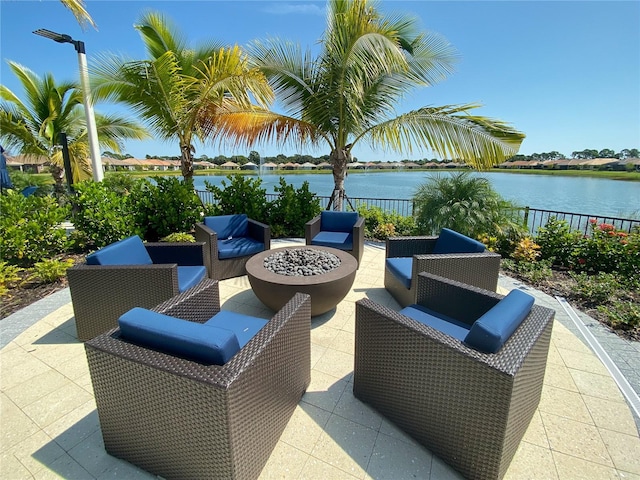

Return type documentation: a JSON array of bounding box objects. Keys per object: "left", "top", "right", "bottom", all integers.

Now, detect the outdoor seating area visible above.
[{"left": 1, "top": 239, "right": 639, "bottom": 479}]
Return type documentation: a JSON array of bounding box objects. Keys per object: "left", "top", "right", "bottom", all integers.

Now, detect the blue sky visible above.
[{"left": 1, "top": 0, "right": 639, "bottom": 161}]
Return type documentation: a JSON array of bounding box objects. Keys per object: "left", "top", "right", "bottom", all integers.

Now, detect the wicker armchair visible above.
[
  {"left": 354, "top": 273, "right": 555, "bottom": 480},
  {"left": 305, "top": 211, "right": 364, "bottom": 267},
  {"left": 67, "top": 237, "right": 207, "bottom": 341},
  {"left": 85, "top": 279, "right": 311, "bottom": 480},
  {"left": 195, "top": 214, "right": 270, "bottom": 280},
  {"left": 385, "top": 230, "right": 501, "bottom": 307}
]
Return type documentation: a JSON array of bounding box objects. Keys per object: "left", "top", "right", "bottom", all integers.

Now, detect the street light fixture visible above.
[{"left": 33, "top": 28, "right": 103, "bottom": 181}]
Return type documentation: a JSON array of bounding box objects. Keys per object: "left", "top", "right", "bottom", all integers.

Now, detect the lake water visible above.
[{"left": 192, "top": 171, "right": 640, "bottom": 219}]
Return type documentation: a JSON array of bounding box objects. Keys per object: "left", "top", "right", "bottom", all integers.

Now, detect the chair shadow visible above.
[{"left": 32, "top": 318, "right": 79, "bottom": 345}]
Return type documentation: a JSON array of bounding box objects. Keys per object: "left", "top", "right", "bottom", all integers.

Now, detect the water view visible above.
[{"left": 192, "top": 171, "right": 640, "bottom": 219}]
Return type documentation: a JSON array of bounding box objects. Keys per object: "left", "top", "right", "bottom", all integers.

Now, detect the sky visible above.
[{"left": 1, "top": 0, "right": 639, "bottom": 162}]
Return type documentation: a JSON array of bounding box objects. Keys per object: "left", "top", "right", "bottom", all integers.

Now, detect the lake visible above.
[{"left": 192, "top": 171, "right": 640, "bottom": 219}]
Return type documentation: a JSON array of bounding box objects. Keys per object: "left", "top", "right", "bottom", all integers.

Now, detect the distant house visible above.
[
  {"left": 220, "top": 161, "right": 239, "bottom": 170},
  {"left": 5, "top": 154, "right": 49, "bottom": 173},
  {"left": 316, "top": 162, "right": 332, "bottom": 170},
  {"left": 241, "top": 161, "right": 258, "bottom": 170},
  {"left": 300, "top": 162, "right": 316, "bottom": 170},
  {"left": 347, "top": 162, "right": 365, "bottom": 169},
  {"left": 281, "top": 162, "right": 299, "bottom": 170},
  {"left": 262, "top": 162, "right": 278, "bottom": 170}
]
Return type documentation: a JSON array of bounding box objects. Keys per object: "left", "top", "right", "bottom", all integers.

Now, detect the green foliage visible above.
[
  {"left": 355, "top": 204, "right": 415, "bottom": 239},
  {"left": 160, "top": 232, "right": 195, "bottom": 242},
  {"left": 269, "top": 178, "right": 321, "bottom": 237},
  {"left": 30, "top": 258, "right": 74, "bottom": 284},
  {"left": 501, "top": 258, "right": 554, "bottom": 284},
  {"left": 0, "top": 191, "right": 70, "bottom": 266},
  {"left": 0, "top": 262, "right": 23, "bottom": 296},
  {"left": 535, "top": 217, "right": 584, "bottom": 267},
  {"left": 5, "top": 171, "right": 52, "bottom": 196},
  {"left": 129, "top": 177, "right": 204, "bottom": 241},
  {"left": 205, "top": 175, "right": 268, "bottom": 223},
  {"left": 71, "top": 179, "right": 137, "bottom": 249},
  {"left": 569, "top": 271, "right": 622, "bottom": 306},
  {"left": 412, "top": 172, "right": 522, "bottom": 241},
  {"left": 597, "top": 301, "right": 640, "bottom": 329}
]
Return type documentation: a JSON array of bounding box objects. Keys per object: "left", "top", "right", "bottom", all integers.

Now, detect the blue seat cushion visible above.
[
  {"left": 118, "top": 307, "right": 240, "bottom": 365},
  {"left": 86, "top": 235, "right": 152, "bottom": 266},
  {"left": 217, "top": 237, "right": 265, "bottom": 260},
  {"left": 177, "top": 266, "right": 207, "bottom": 292},
  {"left": 205, "top": 310, "right": 268, "bottom": 348},
  {"left": 464, "top": 289, "right": 535, "bottom": 353},
  {"left": 432, "top": 228, "right": 486, "bottom": 254},
  {"left": 311, "top": 231, "right": 353, "bottom": 251},
  {"left": 386, "top": 257, "right": 413, "bottom": 289},
  {"left": 320, "top": 211, "right": 358, "bottom": 232},
  {"left": 204, "top": 214, "right": 248, "bottom": 239},
  {"left": 400, "top": 304, "right": 471, "bottom": 341}
]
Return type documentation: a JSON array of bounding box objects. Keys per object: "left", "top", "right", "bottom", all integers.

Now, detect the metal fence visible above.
[{"left": 195, "top": 190, "right": 640, "bottom": 235}]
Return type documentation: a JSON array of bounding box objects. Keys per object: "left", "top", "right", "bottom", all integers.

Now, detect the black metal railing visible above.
[{"left": 195, "top": 189, "right": 640, "bottom": 235}]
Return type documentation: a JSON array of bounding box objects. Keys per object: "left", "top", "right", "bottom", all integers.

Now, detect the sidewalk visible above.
[{"left": 1, "top": 239, "right": 639, "bottom": 479}]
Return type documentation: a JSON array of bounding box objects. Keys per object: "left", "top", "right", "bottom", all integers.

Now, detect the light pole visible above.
[{"left": 33, "top": 28, "right": 103, "bottom": 181}]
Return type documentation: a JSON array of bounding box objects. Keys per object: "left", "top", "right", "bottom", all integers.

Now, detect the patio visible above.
[{"left": 1, "top": 239, "right": 639, "bottom": 479}]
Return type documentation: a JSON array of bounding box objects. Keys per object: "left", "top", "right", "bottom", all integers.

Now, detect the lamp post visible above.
[{"left": 33, "top": 28, "right": 103, "bottom": 181}]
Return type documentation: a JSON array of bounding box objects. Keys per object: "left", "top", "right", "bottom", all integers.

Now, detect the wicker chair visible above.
[
  {"left": 85, "top": 279, "right": 311, "bottom": 480},
  {"left": 305, "top": 211, "right": 364, "bottom": 267},
  {"left": 385, "top": 229, "right": 501, "bottom": 307},
  {"left": 195, "top": 214, "right": 270, "bottom": 280},
  {"left": 354, "top": 273, "right": 555, "bottom": 480},
  {"left": 67, "top": 237, "right": 207, "bottom": 341}
]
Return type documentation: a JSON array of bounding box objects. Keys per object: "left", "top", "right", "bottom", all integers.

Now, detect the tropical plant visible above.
[
  {"left": 59, "top": 0, "right": 96, "bottom": 29},
  {"left": 90, "top": 11, "right": 274, "bottom": 181},
  {"left": 0, "top": 62, "right": 148, "bottom": 191},
  {"left": 412, "top": 171, "right": 522, "bottom": 239},
  {"left": 203, "top": 0, "right": 525, "bottom": 209}
]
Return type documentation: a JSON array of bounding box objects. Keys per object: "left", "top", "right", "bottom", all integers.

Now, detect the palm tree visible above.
[
  {"left": 90, "top": 11, "right": 274, "bottom": 182},
  {"left": 60, "top": 0, "right": 96, "bottom": 30},
  {"left": 0, "top": 61, "right": 149, "bottom": 191},
  {"left": 201, "top": 0, "right": 525, "bottom": 209}
]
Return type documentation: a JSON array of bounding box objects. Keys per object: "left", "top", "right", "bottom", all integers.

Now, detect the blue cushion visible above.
[
  {"left": 311, "top": 231, "right": 353, "bottom": 251},
  {"left": 400, "top": 304, "right": 471, "bottom": 341},
  {"left": 432, "top": 228, "right": 486, "bottom": 254},
  {"left": 464, "top": 289, "right": 535, "bottom": 353},
  {"left": 386, "top": 257, "right": 413, "bottom": 289},
  {"left": 177, "top": 266, "right": 207, "bottom": 292},
  {"left": 204, "top": 214, "right": 248, "bottom": 239},
  {"left": 320, "top": 211, "right": 358, "bottom": 232},
  {"left": 118, "top": 307, "right": 240, "bottom": 365},
  {"left": 217, "top": 237, "right": 265, "bottom": 260},
  {"left": 86, "top": 235, "right": 152, "bottom": 266},
  {"left": 205, "top": 310, "right": 268, "bottom": 348}
]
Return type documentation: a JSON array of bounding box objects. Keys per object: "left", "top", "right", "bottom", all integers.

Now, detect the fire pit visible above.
[{"left": 246, "top": 246, "right": 357, "bottom": 316}]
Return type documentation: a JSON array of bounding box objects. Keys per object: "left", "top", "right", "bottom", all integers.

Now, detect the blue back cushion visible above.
[
  {"left": 205, "top": 310, "right": 268, "bottom": 348},
  {"left": 204, "top": 214, "right": 248, "bottom": 239},
  {"left": 464, "top": 289, "right": 535, "bottom": 353},
  {"left": 386, "top": 257, "right": 413, "bottom": 288},
  {"left": 118, "top": 307, "right": 240, "bottom": 365},
  {"left": 86, "top": 235, "right": 152, "bottom": 266},
  {"left": 320, "top": 211, "right": 358, "bottom": 232},
  {"left": 432, "top": 228, "right": 486, "bottom": 254}
]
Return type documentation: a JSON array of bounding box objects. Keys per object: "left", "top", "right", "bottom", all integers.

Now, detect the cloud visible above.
[{"left": 261, "top": 3, "right": 325, "bottom": 16}]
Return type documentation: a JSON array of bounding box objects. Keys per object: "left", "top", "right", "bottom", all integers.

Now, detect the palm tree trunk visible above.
[
  {"left": 50, "top": 164, "right": 66, "bottom": 194},
  {"left": 330, "top": 147, "right": 351, "bottom": 211},
  {"left": 180, "top": 144, "right": 194, "bottom": 182}
]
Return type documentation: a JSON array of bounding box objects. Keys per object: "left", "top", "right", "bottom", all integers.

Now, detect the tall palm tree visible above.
[
  {"left": 0, "top": 61, "right": 149, "bottom": 191},
  {"left": 60, "top": 0, "right": 96, "bottom": 30},
  {"left": 90, "top": 11, "right": 274, "bottom": 182},
  {"left": 201, "top": 0, "right": 525, "bottom": 209}
]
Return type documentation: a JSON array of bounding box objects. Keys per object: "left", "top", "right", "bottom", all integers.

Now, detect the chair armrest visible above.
[
  {"left": 305, "top": 215, "right": 321, "bottom": 244},
  {"left": 248, "top": 219, "right": 271, "bottom": 249},
  {"left": 145, "top": 242, "right": 205, "bottom": 266},
  {"left": 152, "top": 278, "right": 221, "bottom": 323},
  {"left": 386, "top": 236, "right": 438, "bottom": 258},
  {"left": 195, "top": 223, "right": 218, "bottom": 277}
]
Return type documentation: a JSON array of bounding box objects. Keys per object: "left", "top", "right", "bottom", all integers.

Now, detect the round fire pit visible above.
[{"left": 246, "top": 246, "right": 357, "bottom": 316}]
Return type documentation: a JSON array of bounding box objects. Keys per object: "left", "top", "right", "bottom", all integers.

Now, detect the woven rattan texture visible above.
[
  {"left": 85, "top": 287, "right": 311, "bottom": 480},
  {"left": 195, "top": 219, "right": 271, "bottom": 280},
  {"left": 353, "top": 274, "right": 554, "bottom": 480},
  {"left": 384, "top": 235, "right": 501, "bottom": 307},
  {"left": 304, "top": 214, "right": 365, "bottom": 267}
]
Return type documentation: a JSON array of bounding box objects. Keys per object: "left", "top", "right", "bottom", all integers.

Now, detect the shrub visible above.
[
  {"left": 501, "top": 258, "right": 554, "bottom": 284},
  {"left": 129, "top": 177, "right": 204, "bottom": 241},
  {"left": 569, "top": 271, "right": 621, "bottom": 306},
  {"left": 598, "top": 301, "right": 640, "bottom": 329},
  {"left": 269, "top": 178, "right": 321, "bottom": 237},
  {"left": 355, "top": 204, "right": 415, "bottom": 239},
  {"left": 71, "top": 179, "right": 137, "bottom": 249},
  {"left": 0, "top": 190, "right": 70, "bottom": 266},
  {"left": 30, "top": 258, "right": 74, "bottom": 284},
  {"left": 373, "top": 222, "right": 396, "bottom": 240},
  {"left": 511, "top": 237, "right": 541, "bottom": 263},
  {"left": 0, "top": 262, "right": 23, "bottom": 296},
  {"left": 205, "top": 174, "right": 268, "bottom": 223},
  {"left": 160, "top": 232, "right": 195, "bottom": 242},
  {"left": 535, "top": 217, "right": 582, "bottom": 267}
]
